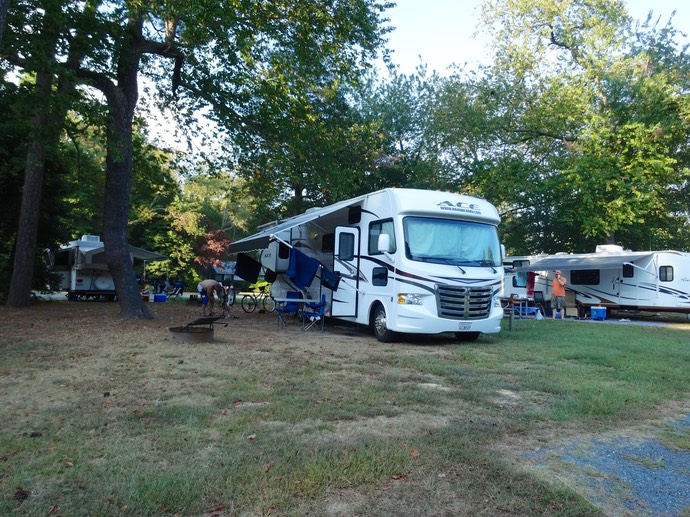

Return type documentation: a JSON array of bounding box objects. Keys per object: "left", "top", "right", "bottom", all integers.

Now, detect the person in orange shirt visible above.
[{"left": 551, "top": 270, "right": 567, "bottom": 320}]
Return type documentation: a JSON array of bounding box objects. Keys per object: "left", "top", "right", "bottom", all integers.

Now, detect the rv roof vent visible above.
[
  {"left": 81, "top": 234, "right": 101, "bottom": 242},
  {"left": 595, "top": 244, "right": 623, "bottom": 253}
]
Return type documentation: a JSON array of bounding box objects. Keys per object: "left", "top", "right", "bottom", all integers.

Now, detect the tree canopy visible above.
[{"left": 1, "top": 0, "right": 689, "bottom": 309}]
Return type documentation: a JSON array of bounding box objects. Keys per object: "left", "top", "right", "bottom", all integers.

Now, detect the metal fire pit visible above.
[{"left": 169, "top": 316, "right": 227, "bottom": 343}]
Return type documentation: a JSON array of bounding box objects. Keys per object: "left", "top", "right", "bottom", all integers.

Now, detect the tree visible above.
[
  {"left": 469, "top": 0, "right": 690, "bottom": 253},
  {"left": 3, "top": 0, "right": 391, "bottom": 317},
  {"left": 236, "top": 81, "right": 386, "bottom": 220}
]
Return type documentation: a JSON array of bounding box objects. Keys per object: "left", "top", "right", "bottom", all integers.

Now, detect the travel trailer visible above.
[
  {"left": 229, "top": 188, "right": 505, "bottom": 341},
  {"left": 47, "top": 235, "right": 167, "bottom": 300},
  {"left": 512, "top": 245, "right": 690, "bottom": 317}
]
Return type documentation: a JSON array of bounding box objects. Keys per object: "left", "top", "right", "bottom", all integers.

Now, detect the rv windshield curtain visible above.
[{"left": 404, "top": 217, "right": 501, "bottom": 266}]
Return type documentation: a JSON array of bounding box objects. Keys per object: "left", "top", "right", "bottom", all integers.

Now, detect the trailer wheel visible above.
[
  {"left": 372, "top": 304, "right": 395, "bottom": 342},
  {"left": 454, "top": 332, "right": 480, "bottom": 342}
]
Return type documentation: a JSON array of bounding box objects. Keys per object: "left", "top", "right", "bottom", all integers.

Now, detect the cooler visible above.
[
  {"left": 154, "top": 293, "right": 167, "bottom": 302},
  {"left": 591, "top": 306, "right": 606, "bottom": 320}
]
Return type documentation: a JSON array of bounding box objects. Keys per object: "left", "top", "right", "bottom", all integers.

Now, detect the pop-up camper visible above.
[
  {"left": 513, "top": 245, "right": 690, "bottom": 317},
  {"left": 47, "top": 235, "right": 167, "bottom": 300},
  {"left": 229, "top": 188, "right": 505, "bottom": 342}
]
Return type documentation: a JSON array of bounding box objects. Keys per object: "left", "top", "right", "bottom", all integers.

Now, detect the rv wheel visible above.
[{"left": 372, "top": 304, "right": 395, "bottom": 342}]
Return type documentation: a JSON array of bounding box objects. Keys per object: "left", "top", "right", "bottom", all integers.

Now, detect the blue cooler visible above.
[
  {"left": 154, "top": 293, "right": 167, "bottom": 302},
  {"left": 591, "top": 307, "right": 606, "bottom": 320}
]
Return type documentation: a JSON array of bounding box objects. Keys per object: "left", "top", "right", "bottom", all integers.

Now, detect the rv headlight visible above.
[{"left": 397, "top": 293, "right": 422, "bottom": 305}]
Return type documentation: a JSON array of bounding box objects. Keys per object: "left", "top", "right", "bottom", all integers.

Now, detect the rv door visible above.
[{"left": 332, "top": 227, "right": 360, "bottom": 317}]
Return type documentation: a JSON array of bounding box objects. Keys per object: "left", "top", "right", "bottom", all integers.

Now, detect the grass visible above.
[{"left": 1, "top": 307, "right": 690, "bottom": 515}]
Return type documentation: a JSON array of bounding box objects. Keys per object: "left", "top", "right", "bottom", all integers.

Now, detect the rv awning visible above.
[
  {"left": 517, "top": 253, "right": 655, "bottom": 272},
  {"left": 129, "top": 246, "right": 167, "bottom": 262},
  {"left": 80, "top": 244, "right": 167, "bottom": 261},
  {"left": 229, "top": 196, "right": 364, "bottom": 253}
]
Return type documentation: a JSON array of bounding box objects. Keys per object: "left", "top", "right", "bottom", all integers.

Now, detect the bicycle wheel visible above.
[
  {"left": 262, "top": 295, "right": 276, "bottom": 313},
  {"left": 226, "top": 286, "right": 236, "bottom": 307},
  {"left": 241, "top": 294, "right": 257, "bottom": 313}
]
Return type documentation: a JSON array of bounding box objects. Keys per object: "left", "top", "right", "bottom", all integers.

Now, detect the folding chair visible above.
[
  {"left": 302, "top": 294, "right": 326, "bottom": 332},
  {"left": 275, "top": 291, "right": 301, "bottom": 327},
  {"left": 533, "top": 291, "right": 549, "bottom": 317}
]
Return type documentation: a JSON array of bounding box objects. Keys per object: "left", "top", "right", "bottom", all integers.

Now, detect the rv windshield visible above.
[{"left": 403, "top": 217, "right": 501, "bottom": 267}]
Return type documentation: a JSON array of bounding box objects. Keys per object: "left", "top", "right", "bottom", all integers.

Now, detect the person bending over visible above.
[{"left": 197, "top": 279, "right": 223, "bottom": 315}]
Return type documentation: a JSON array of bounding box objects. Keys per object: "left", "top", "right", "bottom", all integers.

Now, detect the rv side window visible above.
[
  {"left": 322, "top": 233, "right": 335, "bottom": 253},
  {"left": 622, "top": 264, "right": 634, "bottom": 278},
  {"left": 571, "top": 270, "right": 600, "bottom": 285},
  {"left": 338, "top": 233, "right": 355, "bottom": 262},
  {"left": 372, "top": 267, "right": 388, "bottom": 286},
  {"left": 513, "top": 272, "right": 527, "bottom": 288},
  {"left": 368, "top": 219, "right": 396, "bottom": 255},
  {"left": 659, "top": 266, "right": 673, "bottom": 282}
]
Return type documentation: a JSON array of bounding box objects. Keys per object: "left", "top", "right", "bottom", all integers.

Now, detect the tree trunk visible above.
[
  {"left": 6, "top": 71, "right": 53, "bottom": 308},
  {"left": 102, "top": 19, "right": 152, "bottom": 319},
  {"left": 0, "top": 0, "right": 7, "bottom": 46}
]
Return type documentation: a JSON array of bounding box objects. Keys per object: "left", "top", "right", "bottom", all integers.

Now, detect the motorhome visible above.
[
  {"left": 512, "top": 245, "right": 690, "bottom": 317},
  {"left": 229, "top": 188, "right": 505, "bottom": 341},
  {"left": 47, "top": 235, "right": 167, "bottom": 300}
]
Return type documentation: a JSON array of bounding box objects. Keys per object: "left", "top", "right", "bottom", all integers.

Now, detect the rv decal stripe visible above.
[{"left": 360, "top": 256, "right": 501, "bottom": 286}]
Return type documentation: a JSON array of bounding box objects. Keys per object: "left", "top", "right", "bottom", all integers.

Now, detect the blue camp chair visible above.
[
  {"left": 302, "top": 294, "right": 326, "bottom": 332},
  {"left": 275, "top": 291, "right": 301, "bottom": 327}
]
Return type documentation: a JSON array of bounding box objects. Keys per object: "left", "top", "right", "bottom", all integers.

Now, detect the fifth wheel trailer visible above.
[
  {"left": 512, "top": 245, "right": 690, "bottom": 317},
  {"left": 229, "top": 188, "right": 505, "bottom": 342}
]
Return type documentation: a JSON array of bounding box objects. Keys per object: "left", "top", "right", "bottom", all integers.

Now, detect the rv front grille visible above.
[{"left": 436, "top": 285, "right": 493, "bottom": 320}]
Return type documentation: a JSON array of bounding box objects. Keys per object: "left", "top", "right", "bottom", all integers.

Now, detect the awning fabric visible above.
[
  {"left": 128, "top": 245, "right": 167, "bottom": 262},
  {"left": 229, "top": 196, "right": 364, "bottom": 253},
  {"left": 517, "top": 253, "right": 654, "bottom": 272},
  {"left": 79, "top": 244, "right": 166, "bottom": 261}
]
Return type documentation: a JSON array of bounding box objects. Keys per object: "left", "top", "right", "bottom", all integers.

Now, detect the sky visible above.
[{"left": 383, "top": 0, "right": 690, "bottom": 76}]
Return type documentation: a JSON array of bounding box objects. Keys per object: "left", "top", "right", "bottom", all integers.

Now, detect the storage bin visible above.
[{"left": 591, "top": 306, "right": 606, "bottom": 320}]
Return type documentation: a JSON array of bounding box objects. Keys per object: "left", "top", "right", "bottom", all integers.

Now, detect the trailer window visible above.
[
  {"left": 622, "top": 264, "right": 634, "bottom": 278},
  {"left": 513, "top": 272, "right": 527, "bottom": 287},
  {"left": 571, "top": 270, "right": 600, "bottom": 285},
  {"left": 368, "top": 220, "right": 396, "bottom": 255},
  {"left": 659, "top": 265, "right": 673, "bottom": 282},
  {"left": 403, "top": 217, "right": 501, "bottom": 267}
]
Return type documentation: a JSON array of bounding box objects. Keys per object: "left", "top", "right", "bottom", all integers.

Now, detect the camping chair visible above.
[
  {"left": 533, "top": 291, "right": 548, "bottom": 317},
  {"left": 275, "top": 291, "right": 301, "bottom": 327},
  {"left": 168, "top": 281, "right": 184, "bottom": 299},
  {"left": 302, "top": 294, "right": 326, "bottom": 332}
]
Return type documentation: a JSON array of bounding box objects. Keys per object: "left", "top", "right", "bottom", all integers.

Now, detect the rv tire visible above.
[
  {"left": 372, "top": 304, "right": 395, "bottom": 342},
  {"left": 454, "top": 332, "right": 480, "bottom": 342}
]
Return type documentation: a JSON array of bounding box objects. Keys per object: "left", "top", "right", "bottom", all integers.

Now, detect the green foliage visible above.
[
  {"left": 473, "top": 0, "right": 690, "bottom": 252},
  {"left": 0, "top": 78, "right": 72, "bottom": 296}
]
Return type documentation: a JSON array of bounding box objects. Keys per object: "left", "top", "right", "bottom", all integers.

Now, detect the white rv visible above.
[
  {"left": 229, "top": 188, "right": 505, "bottom": 341},
  {"left": 514, "top": 245, "right": 690, "bottom": 317},
  {"left": 47, "top": 235, "right": 167, "bottom": 301}
]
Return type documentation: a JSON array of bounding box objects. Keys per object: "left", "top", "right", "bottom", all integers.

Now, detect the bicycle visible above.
[
  {"left": 202, "top": 285, "right": 236, "bottom": 318},
  {"left": 240, "top": 288, "right": 275, "bottom": 313},
  {"left": 219, "top": 285, "right": 236, "bottom": 318}
]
